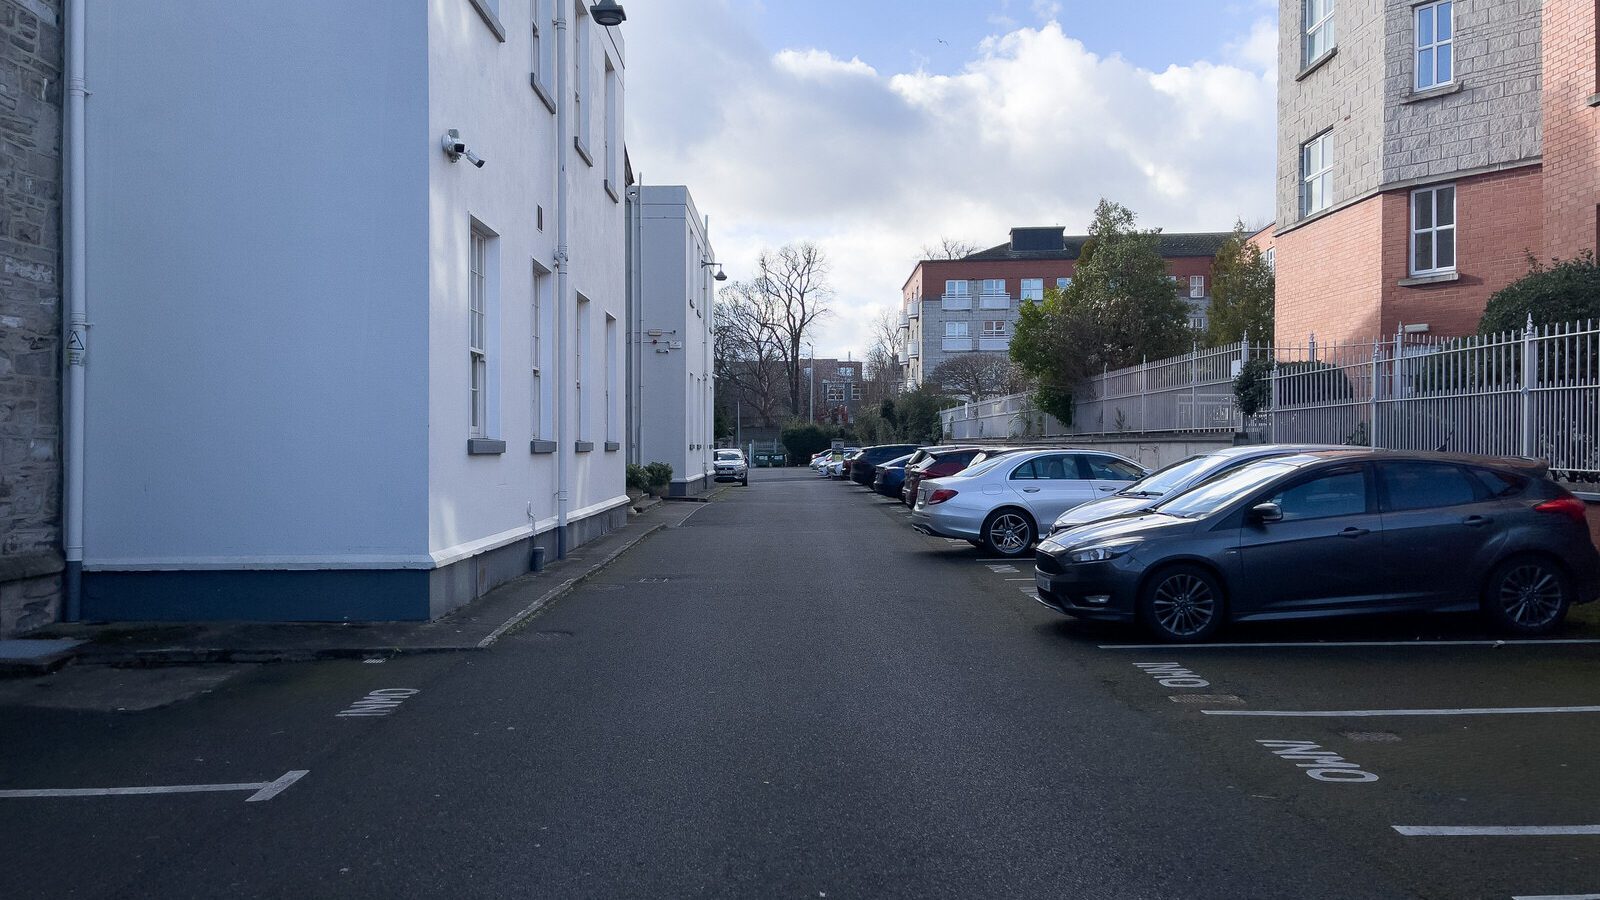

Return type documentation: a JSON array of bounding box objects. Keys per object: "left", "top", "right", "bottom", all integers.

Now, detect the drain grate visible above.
[{"left": 1168, "top": 694, "right": 1246, "bottom": 705}]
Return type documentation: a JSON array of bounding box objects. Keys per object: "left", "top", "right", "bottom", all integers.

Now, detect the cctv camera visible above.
[{"left": 465, "top": 149, "right": 486, "bottom": 169}]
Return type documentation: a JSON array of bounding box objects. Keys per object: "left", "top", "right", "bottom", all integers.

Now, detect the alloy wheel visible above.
[
  {"left": 1497, "top": 563, "right": 1565, "bottom": 628},
  {"left": 988, "top": 513, "right": 1032, "bottom": 555},
  {"left": 1151, "top": 574, "right": 1216, "bottom": 638}
]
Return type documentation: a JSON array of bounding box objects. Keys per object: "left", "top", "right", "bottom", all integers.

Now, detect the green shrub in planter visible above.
[
  {"left": 643, "top": 462, "right": 673, "bottom": 491},
  {"left": 626, "top": 463, "right": 650, "bottom": 493}
]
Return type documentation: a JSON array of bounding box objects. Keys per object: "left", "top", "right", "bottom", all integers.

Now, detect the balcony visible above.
[
  {"left": 908, "top": 345, "right": 921, "bottom": 358},
  {"left": 940, "top": 293, "right": 971, "bottom": 311},
  {"left": 977, "top": 337, "right": 1010, "bottom": 352},
  {"left": 907, "top": 299, "right": 921, "bottom": 319},
  {"left": 978, "top": 291, "right": 1011, "bottom": 310},
  {"left": 942, "top": 337, "right": 974, "bottom": 352}
]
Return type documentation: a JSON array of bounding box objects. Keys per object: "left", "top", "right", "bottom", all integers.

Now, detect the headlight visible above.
[{"left": 1066, "top": 538, "right": 1141, "bottom": 564}]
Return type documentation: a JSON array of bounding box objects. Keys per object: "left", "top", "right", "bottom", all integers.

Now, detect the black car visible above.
[
  {"left": 847, "top": 444, "right": 918, "bottom": 486},
  {"left": 1033, "top": 449, "right": 1599, "bottom": 642}
]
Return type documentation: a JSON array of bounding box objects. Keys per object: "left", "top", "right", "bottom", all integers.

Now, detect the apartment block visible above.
[
  {"left": 1275, "top": 0, "right": 1598, "bottom": 346},
  {"left": 899, "top": 227, "right": 1232, "bottom": 389}
]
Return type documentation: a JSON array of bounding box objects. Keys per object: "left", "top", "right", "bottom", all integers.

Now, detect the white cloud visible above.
[{"left": 625, "top": 5, "right": 1276, "bottom": 360}]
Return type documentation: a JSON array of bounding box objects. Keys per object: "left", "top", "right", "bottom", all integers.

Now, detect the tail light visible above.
[
  {"left": 928, "top": 488, "right": 958, "bottom": 505},
  {"left": 1535, "top": 496, "right": 1589, "bottom": 525}
]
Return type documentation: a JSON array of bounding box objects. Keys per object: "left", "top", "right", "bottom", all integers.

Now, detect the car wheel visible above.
[
  {"left": 741, "top": 476, "right": 748, "bottom": 486},
  {"left": 981, "top": 508, "right": 1035, "bottom": 558},
  {"left": 1482, "top": 555, "right": 1571, "bottom": 635},
  {"left": 1138, "top": 565, "right": 1225, "bottom": 643}
]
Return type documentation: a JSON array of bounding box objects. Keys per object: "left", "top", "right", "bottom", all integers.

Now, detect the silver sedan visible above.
[{"left": 909, "top": 448, "right": 1146, "bottom": 557}]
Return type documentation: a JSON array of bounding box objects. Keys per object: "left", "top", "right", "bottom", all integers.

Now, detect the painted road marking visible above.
[
  {"left": 1098, "top": 639, "right": 1600, "bottom": 650},
  {"left": 1005, "top": 577, "right": 1034, "bottom": 582},
  {"left": 1206, "top": 706, "right": 1600, "bottom": 718},
  {"left": 986, "top": 564, "right": 1020, "bottom": 574},
  {"left": 0, "top": 770, "right": 308, "bottom": 803},
  {"left": 1512, "top": 895, "right": 1600, "bottom": 899},
  {"left": 337, "top": 688, "right": 420, "bottom": 718},
  {"left": 976, "top": 558, "right": 1027, "bottom": 563},
  {"left": 1395, "top": 825, "right": 1600, "bottom": 837},
  {"left": 1258, "top": 740, "right": 1378, "bottom": 783},
  {"left": 1134, "top": 661, "right": 1210, "bottom": 688}
]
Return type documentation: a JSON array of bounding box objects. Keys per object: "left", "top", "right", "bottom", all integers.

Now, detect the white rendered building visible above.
[
  {"left": 71, "top": 0, "right": 628, "bottom": 620},
  {"left": 626, "top": 185, "right": 715, "bottom": 496}
]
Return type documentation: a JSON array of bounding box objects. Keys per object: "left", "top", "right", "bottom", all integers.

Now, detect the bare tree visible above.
[
  {"left": 753, "top": 243, "right": 832, "bottom": 418},
  {"left": 862, "top": 308, "right": 906, "bottom": 405},
  {"left": 714, "top": 282, "right": 786, "bottom": 426},
  {"left": 919, "top": 237, "right": 981, "bottom": 260},
  {"left": 929, "top": 353, "right": 1029, "bottom": 403}
]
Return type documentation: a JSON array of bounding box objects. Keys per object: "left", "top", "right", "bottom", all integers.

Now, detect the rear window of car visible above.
[
  {"left": 1380, "top": 461, "right": 1479, "bottom": 511},
  {"left": 1468, "top": 467, "right": 1524, "bottom": 498}
]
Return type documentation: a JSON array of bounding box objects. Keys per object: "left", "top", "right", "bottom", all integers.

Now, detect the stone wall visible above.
[{"left": 0, "top": 0, "right": 63, "bottom": 636}]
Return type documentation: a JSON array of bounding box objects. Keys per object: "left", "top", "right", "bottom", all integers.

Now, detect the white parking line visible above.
[
  {"left": 1005, "top": 578, "right": 1034, "bottom": 582},
  {"left": 0, "top": 770, "right": 309, "bottom": 803},
  {"left": 1203, "top": 706, "right": 1600, "bottom": 718},
  {"left": 1512, "top": 894, "right": 1600, "bottom": 899},
  {"left": 1395, "top": 825, "right": 1600, "bottom": 837},
  {"left": 1098, "top": 640, "right": 1600, "bottom": 650}
]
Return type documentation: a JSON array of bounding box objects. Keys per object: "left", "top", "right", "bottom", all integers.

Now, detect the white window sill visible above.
[
  {"left": 530, "top": 75, "right": 556, "bottom": 114},
  {"left": 574, "top": 138, "right": 594, "bottom": 167},
  {"left": 604, "top": 179, "right": 620, "bottom": 204},
  {"left": 1403, "top": 81, "right": 1463, "bottom": 104},
  {"left": 1295, "top": 46, "right": 1337, "bottom": 82},
  {"left": 466, "top": 0, "right": 507, "bottom": 42},
  {"left": 1399, "top": 271, "right": 1459, "bottom": 287}
]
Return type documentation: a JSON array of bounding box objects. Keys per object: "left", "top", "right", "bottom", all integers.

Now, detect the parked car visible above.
[
  {"left": 823, "top": 448, "right": 859, "bottom": 479},
  {"left": 910, "top": 448, "right": 1147, "bottom": 556},
  {"left": 713, "top": 449, "right": 749, "bottom": 486},
  {"left": 1047, "top": 444, "right": 1347, "bottom": 535},
  {"left": 872, "top": 453, "right": 916, "bottom": 498},
  {"left": 903, "top": 446, "right": 1026, "bottom": 508},
  {"left": 849, "top": 444, "right": 919, "bottom": 486},
  {"left": 1034, "top": 449, "right": 1599, "bottom": 642}
]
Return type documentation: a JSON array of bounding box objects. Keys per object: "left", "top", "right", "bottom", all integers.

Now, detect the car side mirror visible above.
[{"left": 1250, "top": 502, "right": 1283, "bottom": 524}]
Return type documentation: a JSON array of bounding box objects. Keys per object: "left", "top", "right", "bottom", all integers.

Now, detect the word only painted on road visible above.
[
  {"left": 1257, "top": 740, "right": 1379, "bottom": 783},
  {"left": 1134, "top": 661, "right": 1209, "bottom": 688},
  {"left": 337, "top": 688, "right": 420, "bottom": 718}
]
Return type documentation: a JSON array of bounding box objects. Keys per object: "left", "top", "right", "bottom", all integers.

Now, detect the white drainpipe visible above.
[
  {"left": 553, "top": 4, "right": 570, "bottom": 557},
  {"left": 62, "top": 0, "right": 88, "bottom": 619}
]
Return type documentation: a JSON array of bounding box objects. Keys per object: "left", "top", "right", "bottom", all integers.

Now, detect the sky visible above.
[{"left": 624, "top": 0, "right": 1281, "bottom": 361}]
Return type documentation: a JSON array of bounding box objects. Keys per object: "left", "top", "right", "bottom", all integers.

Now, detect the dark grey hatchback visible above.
[{"left": 1033, "top": 449, "right": 1599, "bottom": 642}]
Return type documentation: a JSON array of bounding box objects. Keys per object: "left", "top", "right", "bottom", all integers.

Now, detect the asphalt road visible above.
[{"left": 2, "top": 467, "right": 1597, "bottom": 899}]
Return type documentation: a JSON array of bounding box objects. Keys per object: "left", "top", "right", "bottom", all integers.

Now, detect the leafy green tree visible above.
[
  {"left": 1479, "top": 251, "right": 1600, "bottom": 334},
  {"left": 894, "top": 386, "right": 952, "bottom": 444},
  {"left": 1205, "top": 221, "right": 1275, "bottom": 346},
  {"left": 1010, "top": 199, "right": 1192, "bottom": 423},
  {"left": 780, "top": 421, "right": 835, "bottom": 464}
]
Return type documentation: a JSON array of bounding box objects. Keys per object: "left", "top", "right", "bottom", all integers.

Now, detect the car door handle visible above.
[
  {"left": 1339, "top": 527, "right": 1370, "bottom": 538},
  {"left": 1022, "top": 487, "right": 1041, "bottom": 493},
  {"left": 1462, "top": 515, "right": 1492, "bottom": 527},
  {"left": 1096, "top": 486, "right": 1117, "bottom": 492}
]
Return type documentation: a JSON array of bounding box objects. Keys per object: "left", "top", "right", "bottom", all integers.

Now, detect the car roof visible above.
[{"left": 1254, "top": 448, "right": 1550, "bottom": 474}]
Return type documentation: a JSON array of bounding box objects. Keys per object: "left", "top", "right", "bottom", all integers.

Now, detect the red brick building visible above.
[{"left": 1273, "top": 1, "right": 1597, "bottom": 347}]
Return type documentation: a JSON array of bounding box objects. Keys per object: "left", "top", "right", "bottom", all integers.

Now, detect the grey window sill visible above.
[
  {"left": 604, "top": 441, "right": 621, "bottom": 452},
  {"left": 1399, "top": 271, "right": 1459, "bottom": 287},
  {"left": 1402, "top": 81, "right": 1463, "bottom": 104},
  {"left": 1295, "top": 47, "right": 1337, "bottom": 82},
  {"left": 574, "top": 441, "right": 594, "bottom": 453},
  {"left": 466, "top": 0, "right": 507, "bottom": 42},
  {"left": 604, "top": 180, "right": 620, "bottom": 204},
  {"left": 468, "top": 438, "right": 507, "bottom": 455},
  {"left": 530, "top": 439, "right": 558, "bottom": 454},
  {"left": 574, "top": 138, "right": 594, "bottom": 167},
  {"left": 530, "top": 75, "right": 556, "bottom": 114},
  {"left": 1588, "top": 93, "right": 1600, "bottom": 108}
]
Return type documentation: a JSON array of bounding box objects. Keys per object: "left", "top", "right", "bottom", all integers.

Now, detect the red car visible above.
[{"left": 902, "top": 447, "right": 988, "bottom": 507}]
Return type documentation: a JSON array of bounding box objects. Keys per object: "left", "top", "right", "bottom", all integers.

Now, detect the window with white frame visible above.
[
  {"left": 1415, "top": 2, "right": 1453, "bottom": 90},
  {"left": 576, "top": 293, "right": 590, "bottom": 440},
  {"left": 825, "top": 382, "right": 845, "bottom": 402},
  {"left": 850, "top": 383, "right": 862, "bottom": 401},
  {"left": 1265, "top": 247, "right": 1276, "bottom": 272},
  {"left": 470, "top": 227, "right": 492, "bottom": 437},
  {"left": 531, "top": 262, "right": 551, "bottom": 439},
  {"left": 1189, "top": 315, "right": 1207, "bottom": 330},
  {"left": 981, "top": 320, "right": 1006, "bottom": 337},
  {"left": 604, "top": 313, "right": 618, "bottom": 443},
  {"left": 531, "top": 0, "right": 552, "bottom": 97},
  {"left": 1304, "top": 0, "right": 1335, "bottom": 65},
  {"left": 1301, "top": 131, "right": 1333, "bottom": 216},
  {"left": 1020, "top": 278, "right": 1043, "bottom": 301},
  {"left": 945, "top": 321, "right": 969, "bottom": 338},
  {"left": 574, "top": 1, "right": 591, "bottom": 151},
  {"left": 1410, "top": 184, "right": 1456, "bottom": 275},
  {"left": 981, "top": 278, "right": 1005, "bottom": 295},
  {"left": 944, "top": 279, "right": 969, "bottom": 296},
  {"left": 604, "top": 58, "right": 619, "bottom": 191},
  {"left": 1056, "top": 277, "right": 1072, "bottom": 289},
  {"left": 1190, "top": 275, "right": 1206, "bottom": 298}
]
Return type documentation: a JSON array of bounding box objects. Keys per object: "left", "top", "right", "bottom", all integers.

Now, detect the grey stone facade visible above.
[
  {"left": 0, "top": 0, "right": 63, "bottom": 636},
  {"left": 1278, "top": 0, "right": 1544, "bottom": 228}
]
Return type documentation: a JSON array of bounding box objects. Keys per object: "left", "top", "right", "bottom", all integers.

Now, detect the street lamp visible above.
[
  {"left": 589, "top": 0, "right": 626, "bottom": 26},
  {"left": 700, "top": 259, "right": 727, "bottom": 282}
]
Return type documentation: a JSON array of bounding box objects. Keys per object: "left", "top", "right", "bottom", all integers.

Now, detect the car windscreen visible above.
[
  {"left": 1123, "top": 453, "right": 1235, "bottom": 497},
  {"left": 1153, "top": 460, "right": 1297, "bottom": 519}
]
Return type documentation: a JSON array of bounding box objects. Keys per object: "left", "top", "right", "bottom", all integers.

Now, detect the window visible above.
[
  {"left": 838, "top": 366, "right": 854, "bottom": 378},
  {"left": 1020, "top": 278, "right": 1044, "bottom": 301},
  {"left": 944, "top": 279, "right": 969, "bottom": 296},
  {"left": 576, "top": 293, "right": 590, "bottom": 440},
  {"left": 1189, "top": 275, "right": 1206, "bottom": 299},
  {"left": 470, "top": 229, "right": 488, "bottom": 436},
  {"left": 981, "top": 320, "right": 1006, "bottom": 337},
  {"left": 1056, "top": 277, "right": 1072, "bottom": 289},
  {"left": 605, "top": 313, "right": 618, "bottom": 443},
  {"left": 1301, "top": 132, "right": 1333, "bottom": 216},
  {"left": 1304, "top": 0, "right": 1335, "bottom": 64},
  {"left": 1415, "top": 2, "right": 1453, "bottom": 90},
  {"left": 1189, "top": 315, "right": 1207, "bottom": 330},
  {"left": 1264, "top": 467, "right": 1368, "bottom": 521},
  {"left": 945, "top": 322, "right": 969, "bottom": 338},
  {"left": 849, "top": 383, "right": 861, "bottom": 401},
  {"left": 531, "top": 0, "right": 553, "bottom": 96},
  {"left": 531, "top": 262, "right": 551, "bottom": 438},
  {"left": 604, "top": 58, "right": 619, "bottom": 192},
  {"left": 574, "top": 2, "right": 591, "bottom": 152},
  {"left": 1410, "top": 184, "right": 1456, "bottom": 275},
  {"left": 1381, "top": 462, "right": 1478, "bottom": 511},
  {"left": 1082, "top": 456, "right": 1144, "bottom": 481},
  {"left": 1010, "top": 455, "right": 1070, "bottom": 480},
  {"left": 981, "top": 278, "right": 1005, "bottom": 295},
  {"left": 1265, "top": 247, "right": 1276, "bottom": 272},
  {"left": 825, "top": 382, "right": 845, "bottom": 402}
]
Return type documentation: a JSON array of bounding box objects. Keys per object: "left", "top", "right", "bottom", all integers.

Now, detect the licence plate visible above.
[{"left": 1035, "top": 573, "right": 1050, "bottom": 593}]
